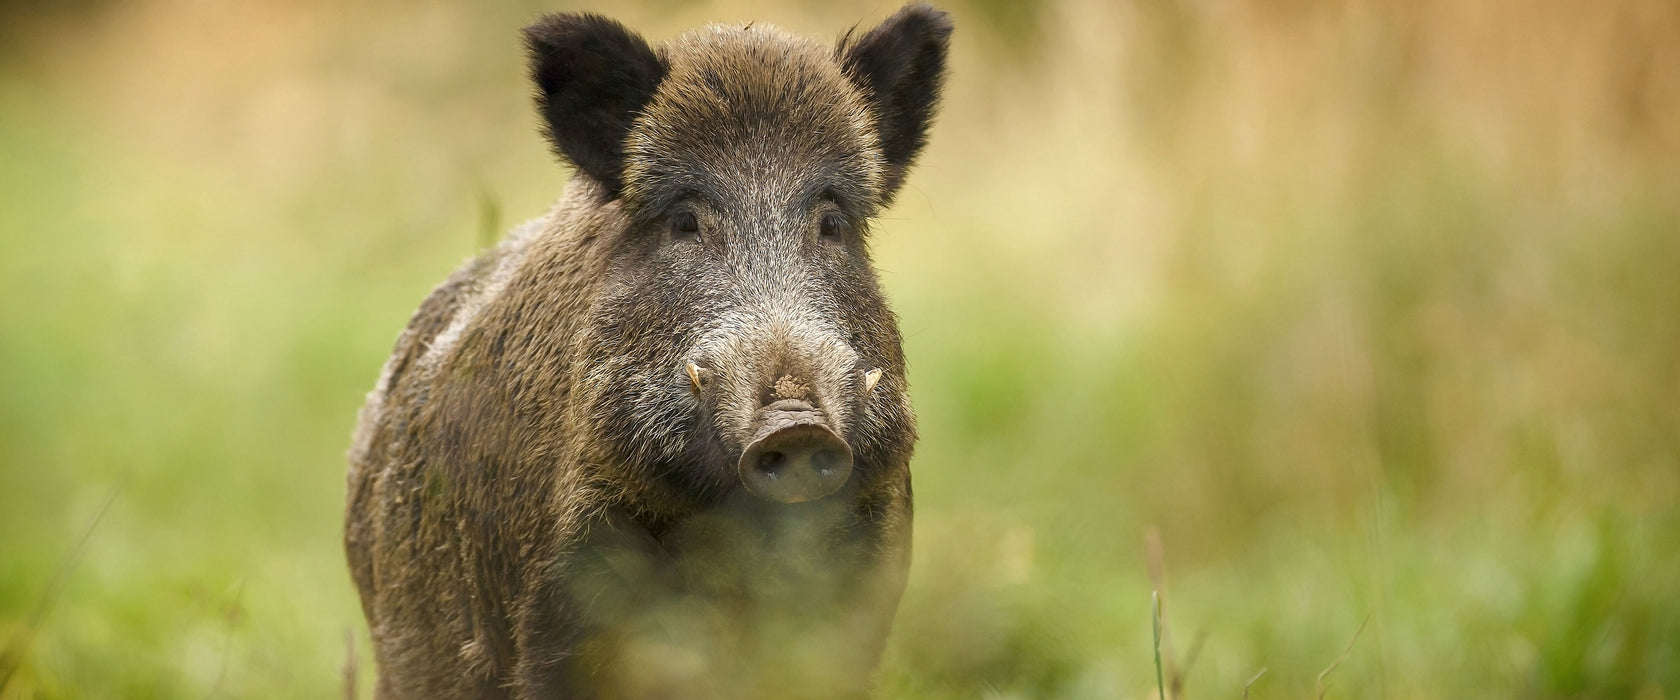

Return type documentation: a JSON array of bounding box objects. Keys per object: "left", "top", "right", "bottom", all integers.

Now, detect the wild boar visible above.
[{"left": 344, "top": 5, "right": 950, "bottom": 698}]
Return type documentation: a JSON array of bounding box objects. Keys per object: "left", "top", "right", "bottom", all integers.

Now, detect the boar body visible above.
[{"left": 345, "top": 6, "right": 949, "bottom": 698}]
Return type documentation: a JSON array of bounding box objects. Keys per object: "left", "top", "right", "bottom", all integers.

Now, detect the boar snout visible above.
[{"left": 739, "top": 399, "right": 853, "bottom": 503}]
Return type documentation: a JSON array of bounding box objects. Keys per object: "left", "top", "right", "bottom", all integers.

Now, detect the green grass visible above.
[{"left": 3, "top": 0, "right": 1678, "bottom": 697}]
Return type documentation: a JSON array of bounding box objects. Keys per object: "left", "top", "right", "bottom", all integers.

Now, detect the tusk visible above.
[
  {"left": 863, "top": 368, "right": 883, "bottom": 396},
  {"left": 686, "top": 363, "right": 710, "bottom": 392}
]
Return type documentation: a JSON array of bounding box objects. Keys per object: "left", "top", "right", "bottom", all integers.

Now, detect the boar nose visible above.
[{"left": 738, "top": 400, "right": 853, "bottom": 504}]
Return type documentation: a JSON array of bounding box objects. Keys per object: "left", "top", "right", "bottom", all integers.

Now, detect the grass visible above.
[
  {"left": 3, "top": 0, "right": 1679, "bottom": 697},
  {"left": 1151, "top": 592, "right": 1163, "bottom": 700}
]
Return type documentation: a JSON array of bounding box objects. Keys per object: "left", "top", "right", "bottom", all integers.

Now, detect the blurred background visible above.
[{"left": 2, "top": 0, "right": 1677, "bottom": 697}]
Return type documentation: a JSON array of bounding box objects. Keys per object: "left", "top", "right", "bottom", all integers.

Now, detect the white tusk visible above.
[
  {"left": 863, "top": 368, "right": 883, "bottom": 396},
  {"left": 686, "top": 363, "right": 709, "bottom": 392}
]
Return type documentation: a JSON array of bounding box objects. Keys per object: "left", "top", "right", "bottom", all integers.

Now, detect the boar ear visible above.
[
  {"left": 839, "top": 3, "right": 953, "bottom": 199},
  {"left": 524, "top": 14, "right": 666, "bottom": 199}
]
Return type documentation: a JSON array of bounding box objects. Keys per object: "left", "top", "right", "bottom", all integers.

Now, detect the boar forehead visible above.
[{"left": 622, "top": 25, "right": 887, "bottom": 219}]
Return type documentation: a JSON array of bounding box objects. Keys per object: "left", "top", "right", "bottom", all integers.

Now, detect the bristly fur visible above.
[
  {"left": 623, "top": 24, "right": 888, "bottom": 221},
  {"left": 347, "top": 6, "right": 950, "bottom": 698}
]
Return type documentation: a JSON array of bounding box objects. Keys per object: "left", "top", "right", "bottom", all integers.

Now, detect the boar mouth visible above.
[{"left": 738, "top": 399, "right": 853, "bottom": 504}]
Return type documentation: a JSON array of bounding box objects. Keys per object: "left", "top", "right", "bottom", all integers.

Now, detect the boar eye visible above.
[
  {"left": 819, "top": 211, "right": 847, "bottom": 240},
  {"left": 670, "top": 210, "right": 700, "bottom": 240}
]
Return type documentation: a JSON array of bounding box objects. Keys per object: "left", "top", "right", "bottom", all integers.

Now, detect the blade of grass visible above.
[
  {"left": 0, "top": 485, "right": 121, "bottom": 692},
  {"left": 1316, "top": 615, "right": 1371, "bottom": 699},
  {"left": 1242, "top": 667, "right": 1268, "bottom": 699},
  {"left": 342, "top": 628, "right": 359, "bottom": 700},
  {"left": 1152, "top": 590, "right": 1165, "bottom": 700}
]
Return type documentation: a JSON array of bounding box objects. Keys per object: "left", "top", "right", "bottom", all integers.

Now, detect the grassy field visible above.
[{"left": 2, "top": 0, "right": 1677, "bottom": 697}]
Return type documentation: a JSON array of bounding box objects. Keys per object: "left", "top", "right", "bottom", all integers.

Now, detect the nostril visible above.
[
  {"left": 811, "top": 449, "right": 843, "bottom": 477},
  {"left": 756, "top": 451, "right": 786, "bottom": 479}
]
